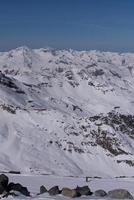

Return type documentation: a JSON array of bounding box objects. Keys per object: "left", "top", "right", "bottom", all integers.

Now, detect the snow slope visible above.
[{"left": 0, "top": 46, "right": 134, "bottom": 177}]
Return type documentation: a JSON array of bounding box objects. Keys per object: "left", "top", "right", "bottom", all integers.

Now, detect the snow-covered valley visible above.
[{"left": 0, "top": 46, "right": 134, "bottom": 177}]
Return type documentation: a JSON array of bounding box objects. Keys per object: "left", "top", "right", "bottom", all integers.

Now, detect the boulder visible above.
[
  {"left": 40, "top": 185, "right": 47, "bottom": 194},
  {"left": 61, "top": 187, "right": 80, "bottom": 198},
  {"left": 6, "top": 182, "right": 30, "bottom": 196},
  {"left": 108, "top": 189, "right": 133, "bottom": 199},
  {"left": 76, "top": 185, "right": 93, "bottom": 196},
  {"left": 95, "top": 189, "right": 107, "bottom": 197},
  {"left": 48, "top": 186, "right": 60, "bottom": 196},
  {"left": 0, "top": 184, "right": 5, "bottom": 194},
  {"left": 0, "top": 174, "right": 9, "bottom": 194},
  {"left": 0, "top": 174, "right": 8, "bottom": 189}
]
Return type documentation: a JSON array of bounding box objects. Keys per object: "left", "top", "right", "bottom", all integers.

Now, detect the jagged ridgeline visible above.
[{"left": 0, "top": 47, "right": 134, "bottom": 176}]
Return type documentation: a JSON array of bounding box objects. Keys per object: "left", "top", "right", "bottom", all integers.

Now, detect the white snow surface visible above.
[
  {"left": 3, "top": 174, "right": 134, "bottom": 200},
  {"left": 0, "top": 47, "right": 134, "bottom": 177}
]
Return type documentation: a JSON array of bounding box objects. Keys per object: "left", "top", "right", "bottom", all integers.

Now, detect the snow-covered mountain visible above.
[{"left": 0, "top": 46, "right": 134, "bottom": 177}]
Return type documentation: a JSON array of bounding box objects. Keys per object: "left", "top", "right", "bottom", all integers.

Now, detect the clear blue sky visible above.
[{"left": 0, "top": 0, "right": 134, "bottom": 52}]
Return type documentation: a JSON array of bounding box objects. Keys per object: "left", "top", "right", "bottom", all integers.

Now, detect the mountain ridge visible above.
[{"left": 0, "top": 47, "right": 134, "bottom": 177}]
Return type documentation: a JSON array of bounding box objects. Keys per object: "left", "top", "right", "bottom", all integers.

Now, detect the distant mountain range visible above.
[{"left": 0, "top": 46, "right": 134, "bottom": 177}]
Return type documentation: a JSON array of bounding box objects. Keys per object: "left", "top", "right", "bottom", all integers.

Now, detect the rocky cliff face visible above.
[{"left": 0, "top": 47, "right": 134, "bottom": 177}]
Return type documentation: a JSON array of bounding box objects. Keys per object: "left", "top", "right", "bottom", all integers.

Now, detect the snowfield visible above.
[
  {"left": 0, "top": 46, "right": 134, "bottom": 177},
  {"left": 3, "top": 174, "right": 134, "bottom": 200}
]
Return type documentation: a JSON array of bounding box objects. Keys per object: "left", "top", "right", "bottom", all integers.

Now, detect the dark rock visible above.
[
  {"left": 0, "top": 72, "right": 25, "bottom": 94},
  {"left": 0, "top": 174, "right": 9, "bottom": 193},
  {"left": 88, "top": 111, "right": 134, "bottom": 156},
  {"left": 40, "top": 185, "right": 47, "bottom": 194},
  {"left": 0, "top": 184, "right": 5, "bottom": 194},
  {"left": 92, "top": 69, "right": 104, "bottom": 76},
  {"left": 6, "top": 182, "right": 30, "bottom": 196},
  {"left": 0, "top": 104, "right": 16, "bottom": 114},
  {"left": 61, "top": 187, "right": 80, "bottom": 198},
  {"left": 110, "top": 70, "right": 121, "bottom": 78},
  {"left": 2, "top": 192, "right": 18, "bottom": 198},
  {"left": 88, "top": 81, "right": 95, "bottom": 86},
  {"left": 108, "top": 189, "right": 133, "bottom": 199},
  {"left": 76, "top": 185, "right": 93, "bottom": 196},
  {"left": 6, "top": 182, "right": 14, "bottom": 192},
  {"left": 8, "top": 171, "right": 21, "bottom": 174},
  {"left": 95, "top": 189, "right": 107, "bottom": 197},
  {"left": 48, "top": 186, "right": 60, "bottom": 196}
]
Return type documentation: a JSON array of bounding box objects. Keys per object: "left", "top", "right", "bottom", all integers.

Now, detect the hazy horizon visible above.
[{"left": 1, "top": 0, "right": 134, "bottom": 52}]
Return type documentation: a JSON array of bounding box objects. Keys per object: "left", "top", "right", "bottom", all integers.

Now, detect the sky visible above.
[{"left": 0, "top": 0, "right": 134, "bottom": 52}]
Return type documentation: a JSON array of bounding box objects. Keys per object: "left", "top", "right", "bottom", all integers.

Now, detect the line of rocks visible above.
[
  {"left": 39, "top": 185, "right": 133, "bottom": 199},
  {"left": 39, "top": 185, "right": 93, "bottom": 197}
]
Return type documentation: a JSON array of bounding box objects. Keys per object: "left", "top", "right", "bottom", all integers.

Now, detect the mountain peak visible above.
[{"left": 15, "top": 46, "right": 31, "bottom": 51}]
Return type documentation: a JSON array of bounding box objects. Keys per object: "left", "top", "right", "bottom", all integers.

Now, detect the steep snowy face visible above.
[{"left": 0, "top": 47, "right": 134, "bottom": 177}]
